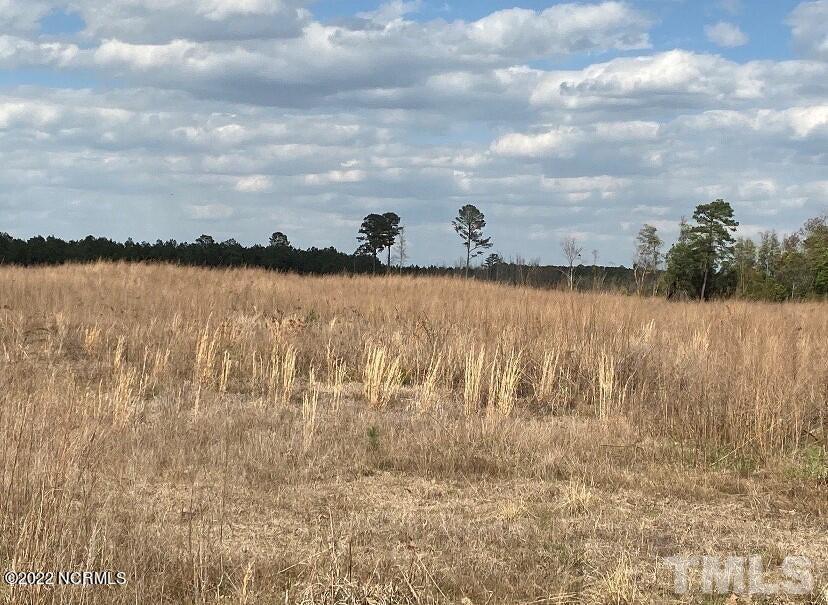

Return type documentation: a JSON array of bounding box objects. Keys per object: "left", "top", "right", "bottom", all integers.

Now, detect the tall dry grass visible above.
[{"left": 0, "top": 262, "right": 825, "bottom": 604}]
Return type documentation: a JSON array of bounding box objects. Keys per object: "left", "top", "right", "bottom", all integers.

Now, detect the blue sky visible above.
[{"left": 1, "top": 0, "right": 826, "bottom": 266}]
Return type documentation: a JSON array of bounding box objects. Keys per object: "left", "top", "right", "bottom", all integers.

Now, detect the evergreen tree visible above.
[
  {"left": 269, "top": 232, "right": 290, "bottom": 247},
  {"left": 452, "top": 204, "right": 492, "bottom": 277},
  {"left": 482, "top": 252, "right": 503, "bottom": 280},
  {"left": 380, "top": 212, "right": 402, "bottom": 268},
  {"left": 690, "top": 199, "right": 739, "bottom": 300},
  {"left": 357, "top": 212, "right": 401, "bottom": 271}
]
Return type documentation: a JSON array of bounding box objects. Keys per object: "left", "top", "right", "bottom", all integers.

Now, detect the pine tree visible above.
[
  {"left": 452, "top": 204, "right": 492, "bottom": 278},
  {"left": 690, "top": 199, "right": 739, "bottom": 300}
]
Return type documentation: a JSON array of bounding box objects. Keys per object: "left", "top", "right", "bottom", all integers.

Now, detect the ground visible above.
[{"left": 0, "top": 263, "right": 825, "bottom": 604}]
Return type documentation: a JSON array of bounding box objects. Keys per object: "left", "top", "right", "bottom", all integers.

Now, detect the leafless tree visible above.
[
  {"left": 591, "top": 249, "right": 605, "bottom": 290},
  {"left": 393, "top": 225, "right": 408, "bottom": 272},
  {"left": 514, "top": 254, "right": 526, "bottom": 285},
  {"left": 561, "top": 237, "right": 583, "bottom": 291}
]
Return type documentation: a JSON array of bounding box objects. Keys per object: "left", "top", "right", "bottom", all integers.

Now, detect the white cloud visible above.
[
  {"left": 357, "top": 0, "right": 422, "bottom": 24},
  {"left": 465, "top": 2, "right": 651, "bottom": 57},
  {"left": 788, "top": 1, "right": 828, "bottom": 61},
  {"left": 532, "top": 50, "right": 751, "bottom": 108},
  {"left": 491, "top": 127, "right": 582, "bottom": 158},
  {"left": 530, "top": 50, "right": 827, "bottom": 111},
  {"left": 705, "top": 22, "right": 748, "bottom": 48},
  {"left": 74, "top": 0, "right": 312, "bottom": 42},
  {"left": 235, "top": 175, "right": 272, "bottom": 192},
  {"left": 0, "top": 36, "right": 79, "bottom": 68},
  {"left": 0, "top": 2, "right": 826, "bottom": 264},
  {"left": 673, "top": 106, "right": 828, "bottom": 140},
  {"left": 305, "top": 169, "right": 367, "bottom": 185},
  {"left": 73, "top": 2, "right": 651, "bottom": 108},
  {"left": 0, "top": 0, "right": 54, "bottom": 34},
  {"left": 541, "top": 175, "right": 631, "bottom": 194},
  {"left": 737, "top": 180, "right": 778, "bottom": 200},
  {"left": 491, "top": 121, "right": 657, "bottom": 158},
  {"left": 774, "top": 105, "right": 828, "bottom": 137}
]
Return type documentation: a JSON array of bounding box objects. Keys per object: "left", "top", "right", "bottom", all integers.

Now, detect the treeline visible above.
[
  {"left": 403, "top": 262, "right": 635, "bottom": 290},
  {"left": 0, "top": 232, "right": 378, "bottom": 274},
  {"left": 0, "top": 230, "right": 631, "bottom": 287},
  {"left": 653, "top": 201, "right": 828, "bottom": 301},
  {"left": 2, "top": 200, "right": 826, "bottom": 301}
]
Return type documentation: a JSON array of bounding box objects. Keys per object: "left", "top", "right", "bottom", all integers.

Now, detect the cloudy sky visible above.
[{"left": 1, "top": 0, "right": 826, "bottom": 266}]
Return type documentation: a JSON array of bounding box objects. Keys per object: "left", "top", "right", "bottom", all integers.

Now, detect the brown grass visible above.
[{"left": 0, "top": 262, "right": 825, "bottom": 604}]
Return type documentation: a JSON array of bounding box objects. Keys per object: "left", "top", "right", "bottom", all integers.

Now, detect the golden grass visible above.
[
  {"left": 362, "top": 345, "right": 403, "bottom": 410},
  {"left": 0, "top": 262, "right": 825, "bottom": 604}
]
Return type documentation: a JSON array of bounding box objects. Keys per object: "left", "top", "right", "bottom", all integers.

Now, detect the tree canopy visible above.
[
  {"left": 357, "top": 212, "right": 402, "bottom": 269},
  {"left": 269, "top": 232, "right": 290, "bottom": 247}
]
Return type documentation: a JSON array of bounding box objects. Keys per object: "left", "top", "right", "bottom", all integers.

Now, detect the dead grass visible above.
[{"left": 0, "top": 262, "right": 825, "bottom": 604}]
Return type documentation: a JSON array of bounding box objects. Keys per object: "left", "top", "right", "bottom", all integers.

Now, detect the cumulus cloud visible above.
[
  {"left": 71, "top": 0, "right": 313, "bottom": 42},
  {"left": 0, "top": 1, "right": 826, "bottom": 264},
  {"left": 788, "top": 0, "right": 828, "bottom": 61},
  {"left": 672, "top": 106, "right": 828, "bottom": 141},
  {"left": 464, "top": 1, "right": 651, "bottom": 57},
  {"left": 705, "top": 22, "right": 749, "bottom": 47},
  {"left": 0, "top": 35, "right": 79, "bottom": 68},
  {"left": 530, "top": 50, "right": 827, "bottom": 111},
  {"left": 0, "top": 0, "right": 55, "bottom": 34},
  {"left": 491, "top": 127, "right": 583, "bottom": 158},
  {"left": 72, "top": 2, "right": 652, "bottom": 108},
  {"left": 357, "top": 0, "right": 423, "bottom": 24},
  {"left": 491, "top": 121, "right": 659, "bottom": 158}
]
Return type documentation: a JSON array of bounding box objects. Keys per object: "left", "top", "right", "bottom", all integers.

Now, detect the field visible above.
[{"left": 0, "top": 262, "right": 826, "bottom": 604}]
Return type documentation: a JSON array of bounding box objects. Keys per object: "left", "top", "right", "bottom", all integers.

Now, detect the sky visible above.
[{"left": 1, "top": 0, "right": 826, "bottom": 266}]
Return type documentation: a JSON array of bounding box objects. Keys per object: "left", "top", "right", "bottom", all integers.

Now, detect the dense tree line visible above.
[
  {"left": 0, "top": 229, "right": 631, "bottom": 288},
  {"left": 727, "top": 216, "right": 828, "bottom": 301},
  {"left": 0, "top": 232, "right": 377, "bottom": 274},
  {"left": 653, "top": 202, "right": 828, "bottom": 301},
  {"left": 2, "top": 200, "right": 826, "bottom": 301},
  {"left": 0, "top": 228, "right": 614, "bottom": 283}
]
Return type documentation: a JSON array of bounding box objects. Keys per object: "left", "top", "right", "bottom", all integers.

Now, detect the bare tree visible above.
[
  {"left": 514, "top": 254, "right": 525, "bottom": 285},
  {"left": 393, "top": 225, "right": 408, "bottom": 272},
  {"left": 526, "top": 257, "right": 540, "bottom": 287},
  {"left": 561, "top": 237, "right": 583, "bottom": 291},
  {"left": 591, "top": 249, "right": 605, "bottom": 290}
]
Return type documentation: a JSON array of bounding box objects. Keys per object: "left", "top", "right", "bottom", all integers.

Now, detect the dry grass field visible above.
[{"left": 0, "top": 262, "right": 826, "bottom": 604}]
